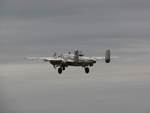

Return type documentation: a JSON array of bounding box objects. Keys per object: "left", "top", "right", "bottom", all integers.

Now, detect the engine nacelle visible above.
[{"left": 105, "top": 49, "right": 111, "bottom": 63}]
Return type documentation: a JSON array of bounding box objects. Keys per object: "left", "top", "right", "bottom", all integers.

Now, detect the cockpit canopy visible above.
[{"left": 74, "top": 50, "right": 84, "bottom": 57}]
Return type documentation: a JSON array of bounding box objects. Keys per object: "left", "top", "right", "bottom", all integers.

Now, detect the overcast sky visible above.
[
  {"left": 1, "top": 0, "right": 150, "bottom": 113},
  {"left": 0, "top": 0, "right": 150, "bottom": 63}
]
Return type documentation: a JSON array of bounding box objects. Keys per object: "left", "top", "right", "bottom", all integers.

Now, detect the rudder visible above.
[{"left": 105, "top": 49, "right": 111, "bottom": 63}]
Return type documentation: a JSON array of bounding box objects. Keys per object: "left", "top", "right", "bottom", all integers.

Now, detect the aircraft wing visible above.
[
  {"left": 91, "top": 56, "right": 119, "bottom": 62},
  {"left": 91, "top": 57, "right": 105, "bottom": 61},
  {"left": 92, "top": 56, "right": 119, "bottom": 60},
  {"left": 25, "top": 57, "right": 64, "bottom": 62}
]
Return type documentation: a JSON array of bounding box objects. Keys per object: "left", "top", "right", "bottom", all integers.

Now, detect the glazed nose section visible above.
[{"left": 105, "top": 49, "right": 111, "bottom": 63}]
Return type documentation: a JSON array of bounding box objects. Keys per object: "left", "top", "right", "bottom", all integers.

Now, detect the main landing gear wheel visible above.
[
  {"left": 62, "top": 66, "right": 65, "bottom": 70},
  {"left": 58, "top": 67, "right": 62, "bottom": 74},
  {"left": 84, "top": 67, "right": 90, "bottom": 74}
]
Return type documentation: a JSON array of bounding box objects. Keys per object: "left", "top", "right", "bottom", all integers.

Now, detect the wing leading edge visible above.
[{"left": 25, "top": 57, "right": 64, "bottom": 62}]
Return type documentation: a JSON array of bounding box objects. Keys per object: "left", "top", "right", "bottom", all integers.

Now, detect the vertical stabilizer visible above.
[
  {"left": 74, "top": 50, "right": 79, "bottom": 62},
  {"left": 105, "top": 49, "right": 111, "bottom": 63},
  {"left": 53, "top": 52, "right": 57, "bottom": 58}
]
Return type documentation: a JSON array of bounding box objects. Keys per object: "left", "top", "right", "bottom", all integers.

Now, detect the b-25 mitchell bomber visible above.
[{"left": 26, "top": 49, "right": 118, "bottom": 74}]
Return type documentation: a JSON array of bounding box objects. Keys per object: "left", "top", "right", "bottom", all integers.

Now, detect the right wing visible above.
[{"left": 25, "top": 57, "right": 64, "bottom": 62}]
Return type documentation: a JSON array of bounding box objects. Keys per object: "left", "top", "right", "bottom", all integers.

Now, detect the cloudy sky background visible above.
[{"left": 1, "top": 0, "right": 150, "bottom": 113}]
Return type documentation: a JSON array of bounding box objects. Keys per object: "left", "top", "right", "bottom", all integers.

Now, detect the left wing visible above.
[
  {"left": 92, "top": 56, "right": 119, "bottom": 61},
  {"left": 91, "top": 49, "right": 119, "bottom": 63}
]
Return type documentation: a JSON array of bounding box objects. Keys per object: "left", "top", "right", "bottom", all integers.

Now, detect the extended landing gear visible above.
[
  {"left": 62, "top": 66, "right": 65, "bottom": 70},
  {"left": 57, "top": 66, "right": 90, "bottom": 74},
  {"left": 58, "top": 67, "right": 63, "bottom": 74},
  {"left": 58, "top": 66, "right": 65, "bottom": 74},
  {"left": 84, "top": 67, "right": 90, "bottom": 74}
]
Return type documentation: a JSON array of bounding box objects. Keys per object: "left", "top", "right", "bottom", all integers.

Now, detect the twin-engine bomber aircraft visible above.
[{"left": 26, "top": 49, "right": 118, "bottom": 74}]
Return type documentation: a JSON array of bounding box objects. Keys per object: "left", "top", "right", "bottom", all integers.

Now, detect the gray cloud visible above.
[{"left": 0, "top": 0, "right": 150, "bottom": 63}]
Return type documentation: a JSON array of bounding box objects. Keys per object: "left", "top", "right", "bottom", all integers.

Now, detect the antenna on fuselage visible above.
[
  {"left": 74, "top": 49, "right": 79, "bottom": 61},
  {"left": 53, "top": 52, "right": 57, "bottom": 57}
]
